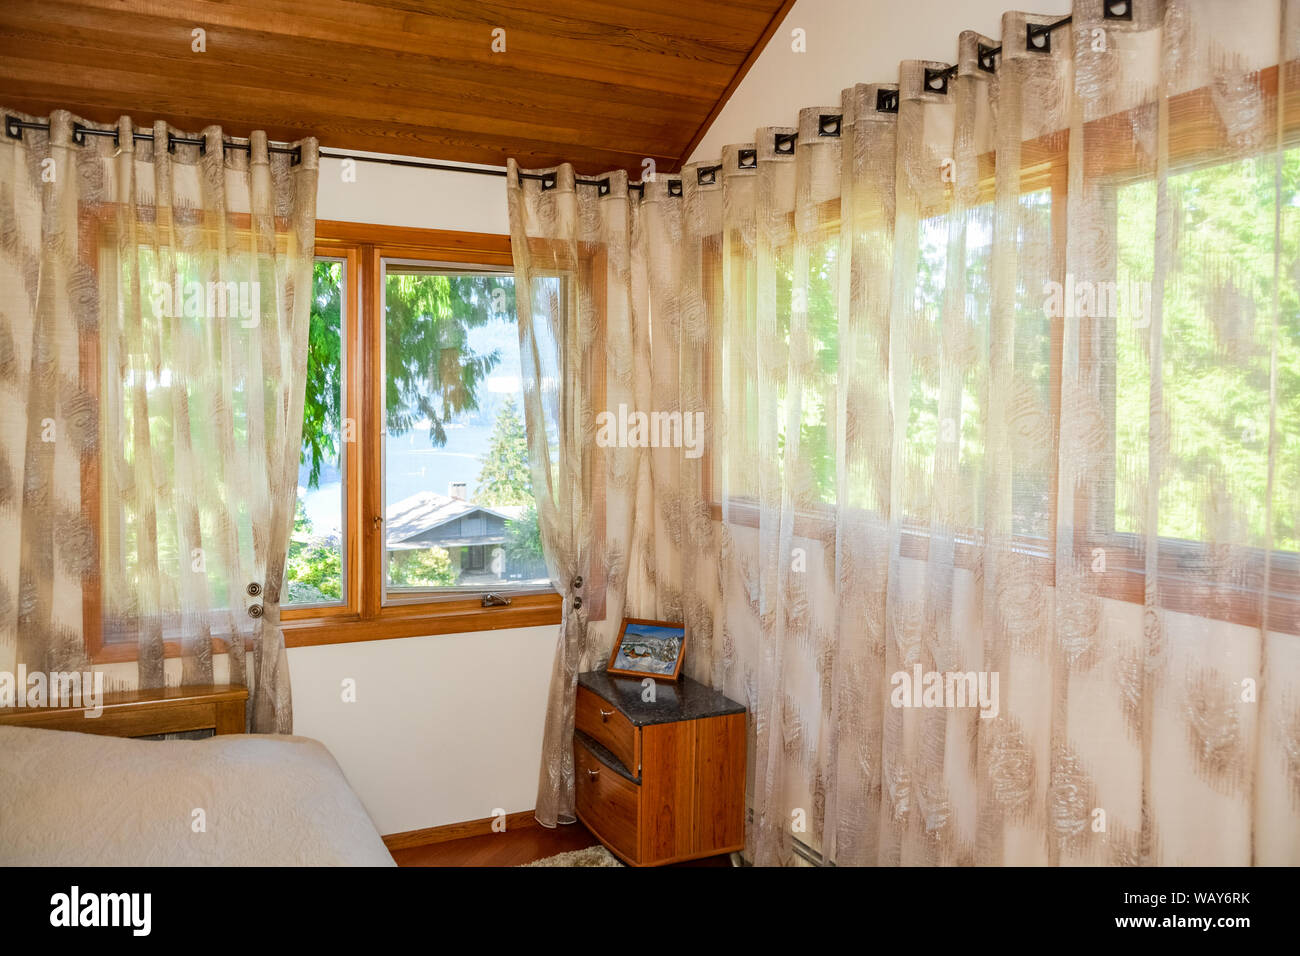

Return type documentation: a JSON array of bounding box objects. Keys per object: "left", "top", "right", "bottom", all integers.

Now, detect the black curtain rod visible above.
[
  {"left": 4, "top": 116, "right": 304, "bottom": 163},
  {"left": 318, "top": 148, "right": 506, "bottom": 178},
  {"left": 319, "top": 147, "right": 650, "bottom": 193}
]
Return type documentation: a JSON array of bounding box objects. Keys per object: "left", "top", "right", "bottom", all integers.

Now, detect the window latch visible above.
[{"left": 481, "top": 592, "right": 512, "bottom": 608}]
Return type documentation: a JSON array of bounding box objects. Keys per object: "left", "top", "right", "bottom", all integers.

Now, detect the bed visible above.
[{"left": 0, "top": 685, "right": 395, "bottom": 866}]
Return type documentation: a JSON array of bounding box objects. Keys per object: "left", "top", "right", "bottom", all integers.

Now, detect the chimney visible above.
[{"left": 449, "top": 481, "right": 467, "bottom": 501}]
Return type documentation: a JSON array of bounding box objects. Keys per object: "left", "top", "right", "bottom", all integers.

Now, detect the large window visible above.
[{"left": 279, "top": 224, "right": 562, "bottom": 646}]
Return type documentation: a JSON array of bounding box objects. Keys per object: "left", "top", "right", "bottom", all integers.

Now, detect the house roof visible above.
[{"left": 385, "top": 490, "right": 524, "bottom": 550}]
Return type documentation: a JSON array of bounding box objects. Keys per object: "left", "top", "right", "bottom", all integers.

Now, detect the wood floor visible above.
[{"left": 390, "top": 819, "right": 734, "bottom": 867}]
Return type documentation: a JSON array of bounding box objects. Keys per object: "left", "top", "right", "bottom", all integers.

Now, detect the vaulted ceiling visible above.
[{"left": 0, "top": 0, "right": 795, "bottom": 174}]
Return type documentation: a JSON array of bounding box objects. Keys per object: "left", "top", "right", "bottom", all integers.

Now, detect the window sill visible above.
[{"left": 280, "top": 591, "right": 562, "bottom": 648}]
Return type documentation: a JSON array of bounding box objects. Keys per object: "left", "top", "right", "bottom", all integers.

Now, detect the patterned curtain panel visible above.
[
  {"left": 512, "top": 0, "right": 1300, "bottom": 864},
  {"left": 0, "top": 109, "right": 318, "bottom": 732},
  {"left": 506, "top": 161, "right": 640, "bottom": 826}
]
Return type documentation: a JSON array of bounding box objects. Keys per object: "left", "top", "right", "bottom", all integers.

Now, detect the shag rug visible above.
[{"left": 521, "top": 845, "right": 624, "bottom": 867}]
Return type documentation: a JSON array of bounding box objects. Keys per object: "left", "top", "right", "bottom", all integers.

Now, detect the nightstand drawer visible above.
[
  {"left": 575, "top": 685, "right": 638, "bottom": 772},
  {"left": 575, "top": 736, "right": 639, "bottom": 862}
]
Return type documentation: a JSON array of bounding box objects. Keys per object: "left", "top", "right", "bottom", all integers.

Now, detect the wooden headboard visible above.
[{"left": 0, "top": 684, "right": 248, "bottom": 738}]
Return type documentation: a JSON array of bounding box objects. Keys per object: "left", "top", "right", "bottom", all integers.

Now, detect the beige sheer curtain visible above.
[
  {"left": 0, "top": 108, "right": 318, "bottom": 732},
  {"left": 506, "top": 161, "right": 640, "bottom": 826},
  {"left": 512, "top": 0, "right": 1300, "bottom": 864}
]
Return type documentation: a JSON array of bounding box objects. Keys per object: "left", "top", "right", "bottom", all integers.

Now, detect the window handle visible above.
[
  {"left": 372, "top": 515, "right": 383, "bottom": 529},
  {"left": 481, "top": 592, "right": 512, "bottom": 608}
]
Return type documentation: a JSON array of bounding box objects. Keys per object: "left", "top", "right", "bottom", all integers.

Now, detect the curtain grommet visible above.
[
  {"left": 248, "top": 604, "right": 264, "bottom": 618},
  {"left": 923, "top": 68, "right": 950, "bottom": 95},
  {"left": 817, "top": 114, "right": 842, "bottom": 137},
  {"left": 738, "top": 148, "right": 758, "bottom": 168},
  {"left": 572, "top": 576, "right": 583, "bottom": 589},
  {"left": 667, "top": 179, "right": 683, "bottom": 196},
  {"left": 1104, "top": 0, "right": 1133, "bottom": 20},
  {"left": 573, "top": 597, "right": 583, "bottom": 610},
  {"left": 876, "top": 89, "right": 899, "bottom": 113},
  {"left": 1027, "top": 22, "right": 1051, "bottom": 52},
  {"left": 247, "top": 582, "right": 262, "bottom": 596}
]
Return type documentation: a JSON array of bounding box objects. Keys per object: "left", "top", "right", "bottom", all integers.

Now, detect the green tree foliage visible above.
[
  {"left": 1116, "top": 151, "right": 1300, "bottom": 550},
  {"left": 384, "top": 272, "right": 512, "bottom": 446},
  {"left": 388, "top": 547, "right": 457, "bottom": 587},
  {"left": 475, "top": 396, "right": 532, "bottom": 506},
  {"left": 504, "top": 504, "right": 548, "bottom": 580},
  {"left": 300, "top": 268, "right": 516, "bottom": 488},
  {"left": 302, "top": 260, "right": 344, "bottom": 489},
  {"left": 286, "top": 500, "right": 343, "bottom": 603}
]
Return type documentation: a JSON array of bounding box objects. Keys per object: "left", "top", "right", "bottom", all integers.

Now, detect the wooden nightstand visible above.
[{"left": 573, "top": 670, "right": 746, "bottom": 867}]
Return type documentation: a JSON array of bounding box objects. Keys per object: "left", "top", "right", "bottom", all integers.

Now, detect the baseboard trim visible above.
[{"left": 383, "top": 810, "right": 540, "bottom": 851}]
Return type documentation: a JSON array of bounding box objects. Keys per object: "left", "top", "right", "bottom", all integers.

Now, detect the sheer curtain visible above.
[
  {"left": 0, "top": 109, "right": 318, "bottom": 732},
  {"left": 506, "top": 161, "right": 641, "bottom": 826},
  {"left": 511, "top": 0, "right": 1300, "bottom": 864}
]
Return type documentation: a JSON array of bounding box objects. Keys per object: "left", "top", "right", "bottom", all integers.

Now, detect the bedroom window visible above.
[{"left": 276, "top": 223, "right": 564, "bottom": 648}]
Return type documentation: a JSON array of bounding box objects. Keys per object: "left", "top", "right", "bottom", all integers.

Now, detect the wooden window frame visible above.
[{"left": 280, "top": 221, "right": 565, "bottom": 648}]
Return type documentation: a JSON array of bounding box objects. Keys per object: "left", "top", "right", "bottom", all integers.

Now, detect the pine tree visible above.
[{"left": 475, "top": 396, "right": 533, "bottom": 506}]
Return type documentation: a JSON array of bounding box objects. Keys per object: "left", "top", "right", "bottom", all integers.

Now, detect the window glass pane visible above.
[
  {"left": 287, "top": 258, "right": 346, "bottom": 606},
  {"left": 1116, "top": 153, "right": 1300, "bottom": 551},
  {"left": 382, "top": 263, "right": 550, "bottom": 595}
]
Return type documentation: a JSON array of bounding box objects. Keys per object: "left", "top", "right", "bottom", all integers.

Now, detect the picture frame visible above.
[{"left": 606, "top": 618, "right": 687, "bottom": 681}]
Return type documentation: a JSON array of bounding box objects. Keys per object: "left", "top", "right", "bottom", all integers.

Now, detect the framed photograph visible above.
[{"left": 606, "top": 618, "right": 687, "bottom": 681}]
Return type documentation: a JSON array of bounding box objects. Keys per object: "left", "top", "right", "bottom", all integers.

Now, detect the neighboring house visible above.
[{"left": 385, "top": 483, "right": 524, "bottom": 584}]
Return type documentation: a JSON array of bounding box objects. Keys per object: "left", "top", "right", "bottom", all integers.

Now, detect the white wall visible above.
[
  {"left": 287, "top": 626, "right": 555, "bottom": 836},
  {"left": 316, "top": 148, "right": 509, "bottom": 234},
  {"left": 689, "top": 0, "right": 1070, "bottom": 163}
]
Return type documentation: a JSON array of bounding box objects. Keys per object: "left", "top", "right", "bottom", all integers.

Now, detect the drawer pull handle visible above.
[
  {"left": 587, "top": 768, "right": 599, "bottom": 778},
  {"left": 599, "top": 708, "right": 614, "bottom": 721}
]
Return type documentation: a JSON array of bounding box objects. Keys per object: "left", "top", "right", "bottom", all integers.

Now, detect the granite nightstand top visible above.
[{"left": 577, "top": 670, "right": 745, "bottom": 726}]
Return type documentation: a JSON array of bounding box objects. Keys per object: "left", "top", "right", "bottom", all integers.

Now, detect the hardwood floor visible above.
[{"left": 390, "top": 819, "right": 735, "bottom": 867}]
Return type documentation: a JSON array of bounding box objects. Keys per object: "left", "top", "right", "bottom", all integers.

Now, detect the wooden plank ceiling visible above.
[{"left": 0, "top": 0, "right": 794, "bottom": 175}]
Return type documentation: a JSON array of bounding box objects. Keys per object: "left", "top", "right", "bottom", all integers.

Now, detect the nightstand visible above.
[{"left": 573, "top": 670, "right": 746, "bottom": 866}]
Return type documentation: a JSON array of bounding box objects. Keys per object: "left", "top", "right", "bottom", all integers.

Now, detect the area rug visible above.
[{"left": 521, "top": 845, "right": 624, "bottom": 867}]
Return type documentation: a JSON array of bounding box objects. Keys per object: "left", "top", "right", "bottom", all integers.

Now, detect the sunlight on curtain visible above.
[{"left": 0, "top": 110, "right": 317, "bottom": 731}]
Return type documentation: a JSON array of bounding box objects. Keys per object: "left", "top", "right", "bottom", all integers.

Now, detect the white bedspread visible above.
[{"left": 0, "top": 726, "right": 396, "bottom": 866}]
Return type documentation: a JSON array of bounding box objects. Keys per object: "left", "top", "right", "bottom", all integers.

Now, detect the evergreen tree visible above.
[{"left": 474, "top": 396, "right": 533, "bottom": 506}]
